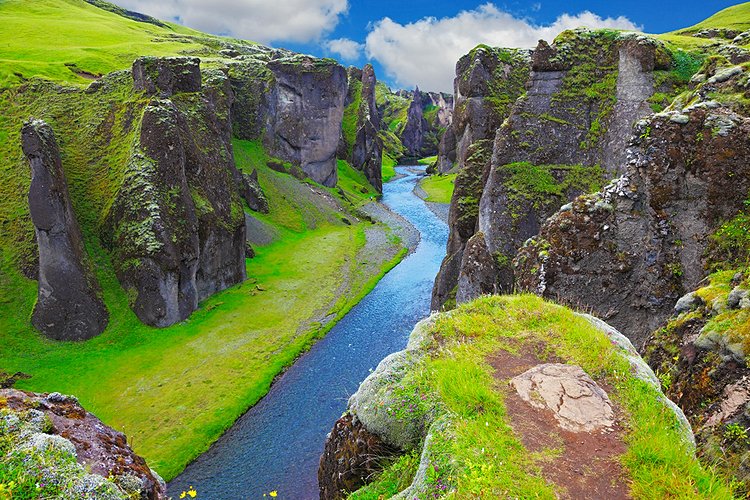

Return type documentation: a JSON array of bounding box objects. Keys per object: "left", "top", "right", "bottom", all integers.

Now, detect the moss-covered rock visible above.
[
  {"left": 645, "top": 269, "right": 750, "bottom": 494},
  {"left": 514, "top": 107, "right": 750, "bottom": 348},
  {"left": 0, "top": 389, "right": 165, "bottom": 499},
  {"left": 455, "top": 30, "right": 699, "bottom": 306}
]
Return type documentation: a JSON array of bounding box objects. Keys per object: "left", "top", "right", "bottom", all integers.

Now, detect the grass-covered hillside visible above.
[
  {"left": 0, "top": 0, "right": 406, "bottom": 480},
  {"left": 675, "top": 2, "right": 750, "bottom": 35},
  {"left": 0, "top": 0, "right": 245, "bottom": 88}
]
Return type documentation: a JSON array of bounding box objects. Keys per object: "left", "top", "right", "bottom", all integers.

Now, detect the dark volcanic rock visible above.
[
  {"left": 240, "top": 169, "right": 269, "bottom": 213},
  {"left": 132, "top": 56, "right": 201, "bottom": 97},
  {"left": 454, "top": 31, "right": 671, "bottom": 306},
  {"left": 514, "top": 108, "right": 750, "bottom": 347},
  {"left": 431, "top": 46, "right": 530, "bottom": 309},
  {"left": 104, "top": 61, "right": 246, "bottom": 328},
  {"left": 431, "top": 140, "right": 493, "bottom": 309},
  {"left": 318, "top": 413, "right": 399, "bottom": 500},
  {"left": 22, "top": 119, "right": 109, "bottom": 341},
  {"left": 400, "top": 87, "right": 427, "bottom": 158},
  {"left": 265, "top": 56, "right": 348, "bottom": 187},
  {"left": 1, "top": 389, "right": 166, "bottom": 499},
  {"left": 350, "top": 64, "right": 383, "bottom": 192}
]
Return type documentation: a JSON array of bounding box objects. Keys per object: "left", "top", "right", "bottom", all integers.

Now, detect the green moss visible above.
[
  {"left": 341, "top": 78, "right": 363, "bottom": 159},
  {"left": 500, "top": 162, "right": 604, "bottom": 221},
  {"left": 708, "top": 197, "right": 750, "bottom": 270}
]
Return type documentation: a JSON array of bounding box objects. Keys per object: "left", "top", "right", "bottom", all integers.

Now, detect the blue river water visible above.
[{"left": 168, "top": 166, "right": 448, "bottom": 499}]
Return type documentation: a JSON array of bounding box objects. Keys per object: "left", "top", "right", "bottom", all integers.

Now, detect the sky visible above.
[{"left": 115, "top": 0, "right": 743, "bottom": 93}]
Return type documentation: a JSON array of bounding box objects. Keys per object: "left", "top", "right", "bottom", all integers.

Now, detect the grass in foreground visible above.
[
  {"left": 355, "top": 295, "right": 734, "bottom": 498},
  {"left": 418, "top": 174, "right": 456, "bottom": 204}
]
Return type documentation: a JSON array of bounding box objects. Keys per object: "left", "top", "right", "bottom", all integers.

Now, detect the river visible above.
[{"left": 168, "top": 165, "right": 449, "bottom": 499}]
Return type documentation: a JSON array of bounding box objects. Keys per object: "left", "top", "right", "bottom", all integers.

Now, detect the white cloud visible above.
[
  {"left": 365, "top": 3, "right": 640, "bottom": 93},
  {"left": 325, "top": 38, "right": 364, "bottom": 61},
  {"left": 116, "top": 0, "right": 349, "bottom": 44}
]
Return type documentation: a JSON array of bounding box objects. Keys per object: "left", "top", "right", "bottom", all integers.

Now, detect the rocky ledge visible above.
[
  {"left": 318, "top": 295, "right": 709, "bottom": 499},
  {"left": 0, "top": 389, "right": 165, "bottom": 499}
]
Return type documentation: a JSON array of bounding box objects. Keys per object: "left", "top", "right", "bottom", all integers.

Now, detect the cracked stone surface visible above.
[{"left": 510, "top": 363, "right": 615, "bottom": 433}]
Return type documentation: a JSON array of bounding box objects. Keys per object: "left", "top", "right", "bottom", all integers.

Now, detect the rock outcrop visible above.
[
  {"left": 320, "top": 295, "right": 697, "bottom": 499},
  {"left": 448, "top": 31, "right": 681, "bottom": 307},
  {"left": 646, "top": 271, "right": 750, "bottom": 493},
  {"left": 22, "top": 119, "right": 109, "bottom": 341},
  {"left": 104, "top": 58, "right": 246, "bottom": 327},
  {"left": 350, "top": 64, "right": 383, "bottom": 192},
  {"left": 377, "top": 86, "right": 453, "bottom": 163},
  {"left": 0, "top": 389, "right": 166, "bottom": 499},
  {"left": 510, "top": 363, "right": 615, "bottom": 432},
  {"left": 514, "top": 107, "right": 750, "bottom": 347},
  {"left": 338, "top": 64, "right": 383, "bottom": 191},
  {"left": 229, "top": 53, "right": 348, "bottom": 188},
  {"left": 431, "top": 46, "right": 530, "bottom": 309},
  {"left": 265, "top": 56, "right": 347, "bottom": 187}
]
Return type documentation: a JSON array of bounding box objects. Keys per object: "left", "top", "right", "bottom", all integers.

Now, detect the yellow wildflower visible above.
[
  {"left": 270, "top": 491, "right": 278, "bottom": 497},
  {"left": 180, "top": 493, "right": 186, "bottom": 499},
  {"left": 187, "top": 486, "right": 197, "bottom": 498}
]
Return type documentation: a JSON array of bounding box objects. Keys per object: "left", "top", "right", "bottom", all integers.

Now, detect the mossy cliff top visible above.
[{"left": 320, "top": 295, "right": 733, "bottom": 499}]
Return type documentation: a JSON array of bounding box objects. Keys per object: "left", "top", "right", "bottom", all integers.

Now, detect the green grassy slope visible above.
[
  {"left": 2, "top": 137, "right": 402, "bottom": 479},
  {"left": 0, "top": 0, "right": 237, "bottom": 87},
  {"left": 674, "top": 2, "right": 750, "bottom": 34},
  {"left": 418, "top": 174, "right": 456, "bottom": 204}
]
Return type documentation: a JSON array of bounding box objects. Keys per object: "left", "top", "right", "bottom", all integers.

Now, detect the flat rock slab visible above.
[{"left": 511, "top": 363, "right": 615, "bottom": 433}]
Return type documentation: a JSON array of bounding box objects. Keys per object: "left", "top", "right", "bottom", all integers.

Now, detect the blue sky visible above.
[{"left": 116, "top": 0, "right": 743, "bottom": 92}]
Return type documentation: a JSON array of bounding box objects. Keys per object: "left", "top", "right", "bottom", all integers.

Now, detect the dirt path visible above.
[{"left": 490, "top": 349, "right": 631, "bottom": 499}]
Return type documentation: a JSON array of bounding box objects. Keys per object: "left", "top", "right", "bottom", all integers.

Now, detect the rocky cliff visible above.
[
  {"left": 377, "top": 86, "right": 453, "bottom": 162},
  {"left": 0, "top": 389, "right": 165, "bottom": 499},
  {"left": 103, "top": 57, "right": 247, "bottom": 328},
  {"left": 22, "top": 119, "right": 109, "bottom": 340},
  {"left": 319, "top": 295, "right": 716, "bottom": 499},
  {"left": 339, "top": 64, "right": 383, "bottom": 191},
  {"left": 514, "top": 106, "right": 750, "bottom": 347},
  {"left": 436, "top": 30, "right": 696, "bottom": 309},
  {"left": 229, "top": 52, "right": 348, "bottom": 188},
  {"left": 431, "top": 46, "right": 530, "bottom": 309}
]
